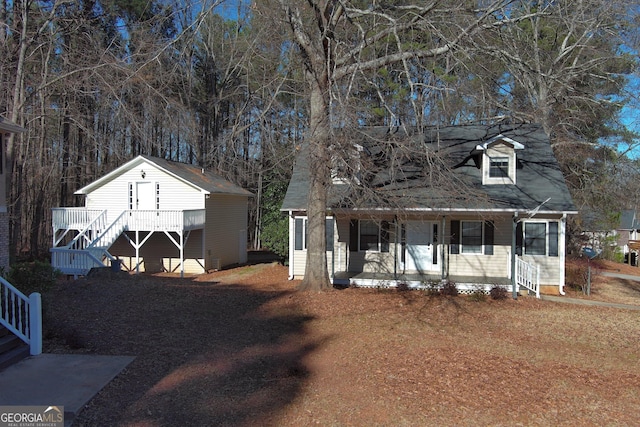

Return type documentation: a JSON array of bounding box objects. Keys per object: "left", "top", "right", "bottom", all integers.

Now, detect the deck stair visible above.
[
  {"left": 0, "top": 325, "right": 29, "bottom": 371},
  {"left": 51, "top": 211, "right": 127, "bottom": 276},
  {"left": 0, "top": 276, "right": 41, "bottom": 369}
]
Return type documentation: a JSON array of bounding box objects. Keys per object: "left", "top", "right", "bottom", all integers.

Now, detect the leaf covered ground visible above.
[{"left": 44, "top": 260, "right": 640, "bottom": 426}]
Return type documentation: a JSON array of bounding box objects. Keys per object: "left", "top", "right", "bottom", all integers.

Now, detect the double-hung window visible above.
[
  {"left": 349, "top": 220, "right": 390, "bottom": 252},
  {"left": 461, "top": 221, "right": 483, "bottom": 254},
  {"left": 450, "top": 220, "right": 494, "bottom": 255},
  {"left": 517, "top": 221, "right": 559, "bottom": 256},
  {"left": 294, "top": 217, "right": 335, "bottom": 251},
  {"left": 489, "top": 157, "right": 509, "bottom": 178}
]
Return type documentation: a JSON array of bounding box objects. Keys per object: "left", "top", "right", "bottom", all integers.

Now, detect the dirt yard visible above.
[{"left": 43, "top": 259, "right": 640, "bottom": 426}]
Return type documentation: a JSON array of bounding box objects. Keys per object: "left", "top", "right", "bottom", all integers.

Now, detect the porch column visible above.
[
  {"left": 559, "top": 214, "right": 567, "bottom": 295},
  {"left": 511, "top": 212, "right": 518, "bottom": 300},
  {"left": 288, "top": 212, "right": 295, "bottom": 280},
  {"left": 441, "top": 216, "right": 446, "bottom": 280}
]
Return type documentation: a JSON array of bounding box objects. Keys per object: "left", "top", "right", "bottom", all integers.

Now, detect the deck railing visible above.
[
  {"left": 0, "top": 277, "right": 42, "bottom": 355},
  {"left": 516, "top": 257, "right": 540, "bottom": 298},
  {"left": 50, "top": 248, "right": 106, "bottom": 277},
  {"left": 52, "top": 208, "right": 206, "bottom": 235}
]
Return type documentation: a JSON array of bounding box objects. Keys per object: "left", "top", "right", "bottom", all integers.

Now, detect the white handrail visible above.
[
  {"left": 0, "top": 276, "right": 42, "bottom": 355},
  {"left": 516, "top": 257, "right": 540, "bottom": 298},
  {"left": 62, "top": 210, "right": 108, "bottom": 250},
  {"left": 88, "top": 211, "right": 128, "bottom": 249}
]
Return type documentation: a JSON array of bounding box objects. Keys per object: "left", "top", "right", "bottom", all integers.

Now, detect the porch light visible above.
[{"left": 141, "top": 169, "right": 146, "bottom": 179}]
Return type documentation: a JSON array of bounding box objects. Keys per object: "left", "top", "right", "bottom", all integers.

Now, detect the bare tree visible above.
[{"left": 260, "top": 0, "right": 539, "bottom": 290}]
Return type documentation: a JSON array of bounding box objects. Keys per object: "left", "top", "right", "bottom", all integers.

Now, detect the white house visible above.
[
  {"left": 51, "top": 155, "right": 252, "bottom": 277},
  {"left": 0, "top": 117, "right": 25, "bottom": 270},
  {"left": 282, "top": 124, "right": 577, "bottom": 297}
]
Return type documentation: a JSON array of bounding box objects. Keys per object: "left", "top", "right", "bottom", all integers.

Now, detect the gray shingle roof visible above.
[
  {"left": 140, "top": 155, "right": 253, "bottom": 196},
  {"left": 282, "top": 124, "right": 576, "bottom": 214}
]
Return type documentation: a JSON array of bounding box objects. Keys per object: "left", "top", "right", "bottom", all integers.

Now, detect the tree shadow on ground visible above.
[{"left": 44, "top": 273, "right": 323, "bottom": 426}]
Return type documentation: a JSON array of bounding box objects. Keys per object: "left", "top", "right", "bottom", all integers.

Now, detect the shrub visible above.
[
  {"left": 440, "top": 280, "right": 458, "bottom": 296},
  {"left": 396, "top": 283, "right": 410, "bottom": 292},
  {"left": 489, "top": 285, "right": 508, "bottom": 300},
  {"left": 468, "top": 289, "right": 487, "bottom": 302},
  {"left": 423, "top": 281, "right": 441, "bottom": 296},
  {"left": 6, "top": 261, "right": 60, "bottom": 295}
]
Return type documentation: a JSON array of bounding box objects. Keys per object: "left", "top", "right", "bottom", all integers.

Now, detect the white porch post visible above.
[
  {"left": 441, "top": 216, "right": 446, "bottom": 280},
  {"left": 288, "top": 212, "right": 295, "bottom": 280},
  {"left": 28, "top": 292, "right": 42, "bottom": 355},
  {"left": 511, "top": 212, "right": 518, "bottom": 300},
  {"left": 559, "top": 214, "right": 567, "bottom": 295}
]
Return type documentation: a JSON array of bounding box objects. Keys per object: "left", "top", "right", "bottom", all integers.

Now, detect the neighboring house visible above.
[
  {"left": 616, "top": 209, "right": 640, "bottom": 264},
  {"left": 0, "top": 117, "right": 40, "bottom": 367},
  {"left": 282, "top": 124, "right": 577, "bottom": 296},
  {"left": 51, "top": 155, "right": 252, "bottom": 277},
  {"left": 0, "top": 117, "right": 25, "bottom": 270}
]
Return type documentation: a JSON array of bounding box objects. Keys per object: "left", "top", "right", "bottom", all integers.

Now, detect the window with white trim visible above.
[
  {"left": 349, "top": 219, "right": 390, "bottom": 252},
  {"left": 294, "top": 217, "right": 334, "bottom": 251},
  {"left": 461, "top": 221, "right": 483, "bottom": 254},
  {"left": 521, "top": 221, "right": 559, "bottom": 256}
]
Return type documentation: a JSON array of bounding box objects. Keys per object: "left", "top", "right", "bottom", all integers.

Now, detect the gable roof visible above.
[
  {"left": 282, "top": 123, "right": 576, "bottom": 214},
  {"left": 76, "top": 155, "right": 252, "bottom": 197},
  {"left": 0, "top": 116, "right": 25, "bottom": 134}
]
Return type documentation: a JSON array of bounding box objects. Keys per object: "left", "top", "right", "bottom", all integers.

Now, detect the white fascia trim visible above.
[
  {"left": 475, "top": 134, "right": 525, "bottom": 151},
  {"left": 334, "top": 207, "right": 578, "bottom": 215},
  {"left": 75, "top": 156, "right": 208, "bottom": 195}
]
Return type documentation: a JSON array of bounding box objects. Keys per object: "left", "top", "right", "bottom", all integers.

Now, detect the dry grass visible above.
[{"left": 43, "top": 261, "right": 640, "bottom": 427}]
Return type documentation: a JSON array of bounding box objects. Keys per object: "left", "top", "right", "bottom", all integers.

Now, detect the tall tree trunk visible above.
[{"left": 299, "top": 76, "right": 331, "bottom": 291}]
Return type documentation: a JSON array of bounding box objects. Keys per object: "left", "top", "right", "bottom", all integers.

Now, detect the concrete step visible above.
[
  {"left": 0, "top": 334, "right": 29, "bottom": 371},
  {"left": 0, "top": 332, "right": 23, "bottom": 353}
]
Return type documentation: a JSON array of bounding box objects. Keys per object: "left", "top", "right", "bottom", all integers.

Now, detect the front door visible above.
[
  {"left": 135, "top": 181, "right": 155, "bottom": 210},
  {"left": 405, "top": 221, "right": 438, "bottom": 272}
]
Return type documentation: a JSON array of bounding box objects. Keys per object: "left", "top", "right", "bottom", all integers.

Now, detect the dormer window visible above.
[
  {"left": 331, "top": 143, "right": 363, "bottom": 184},
  {"left": 477, "top": 134, "right": 524, "bottom": 185}
]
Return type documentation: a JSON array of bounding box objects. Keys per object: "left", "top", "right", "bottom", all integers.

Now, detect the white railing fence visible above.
[
  {"left": 0, "top": 276, "right": 42, "bottom": 355},
  {"left": 50, "top": 248, "right": 106, "bottom": 277},
  {"left": 516, "top": 257, "right": 540, "bottom": 298}
]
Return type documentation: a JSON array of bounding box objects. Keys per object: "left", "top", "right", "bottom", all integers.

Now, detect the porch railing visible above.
[
  {"left": 516, "top": 257, "right": 540, "bottom": 298},
  {"left": 0, "top": 277, "right": 42, "bottom": 355}
]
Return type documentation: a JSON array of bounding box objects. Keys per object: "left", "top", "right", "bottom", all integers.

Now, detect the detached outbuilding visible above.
[{"left": 51, "top": 155, "right": 252, "bottom": 277}]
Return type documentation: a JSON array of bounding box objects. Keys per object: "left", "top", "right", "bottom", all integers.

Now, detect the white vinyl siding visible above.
[
  {"left": 205, "top": 194, "right": 249, "bottom": 268},
  {"left": 85, "top": 160, "right": 205, "bottom": 223},
  {"left": 82, "top": 159, "right": 249, "bottom": 272},
  {"left": 449, "top": 217, "right": 510, "bottom": 279}
]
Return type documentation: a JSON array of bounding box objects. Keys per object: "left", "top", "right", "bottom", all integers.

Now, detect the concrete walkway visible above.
[
  {"left": 540, "top": 271, "right": 640, "bottom": 310},
  {"left": 0, "top": 353, "right": 134, "bottom": 426},
  {"left": 541, "top": 295, "right": 640, "bottom": 310}
]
